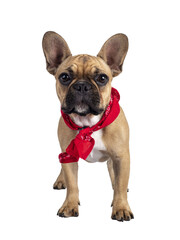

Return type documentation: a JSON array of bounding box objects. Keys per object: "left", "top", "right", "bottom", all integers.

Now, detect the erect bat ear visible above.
[
  {"left": 42, "top": 31, "right": 72, "bottom": 75},
  {"left": 97, "top": 34, "right": 128, "bottom": 77}
]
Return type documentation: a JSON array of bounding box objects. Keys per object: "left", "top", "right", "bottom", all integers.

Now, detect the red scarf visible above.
[{"left": 59, "top": 88, "right": 120, "bottom": 164}]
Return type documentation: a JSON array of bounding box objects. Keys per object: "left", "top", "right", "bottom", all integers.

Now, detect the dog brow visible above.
[
  {"left": 86, "top": 67, "right": 101, "bottom": 80},
  {"left": 66, "top": 66, "right": 74, "bottom": 73},
  {"left": 91, "top": 67, "right": 106, "bottom": 77},
  {"left": 65, "top": 66, "right": 76, "bottom": 79},
  {"left": 93, "top": 67, "right": 100, "bottom": 74}
]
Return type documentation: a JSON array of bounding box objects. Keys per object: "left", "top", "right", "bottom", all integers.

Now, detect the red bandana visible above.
[{"left": 59, "top": 88, "right": 120, "bottom": 164}]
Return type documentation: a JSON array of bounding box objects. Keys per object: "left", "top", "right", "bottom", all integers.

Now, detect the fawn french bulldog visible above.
[{"left": 42, "top": 31, "right": 134, "bottom": 221}]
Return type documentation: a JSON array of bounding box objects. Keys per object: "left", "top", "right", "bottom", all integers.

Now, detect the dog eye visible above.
[
  {"left": 95, "top": 74, "right": 109, "bottom": 86},
  {"left": 58, "top": 73, "right": 72, "bottom": 85}
]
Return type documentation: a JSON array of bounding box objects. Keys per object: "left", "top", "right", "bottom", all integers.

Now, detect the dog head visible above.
[{"left": 42, "top": 32, "right": 128, "bottom": 117}]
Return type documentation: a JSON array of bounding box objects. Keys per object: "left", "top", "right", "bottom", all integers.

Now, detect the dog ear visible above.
[
  {"left": 42, "top": 31, "right": 72, "bottom": 75},
  {"left": 97, "top": 34, "right": 128, "bottom": 77}
]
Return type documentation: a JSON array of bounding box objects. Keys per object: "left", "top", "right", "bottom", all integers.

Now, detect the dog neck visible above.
[{"left": 69, "top": 114, "right": 102, "bottom": 128}]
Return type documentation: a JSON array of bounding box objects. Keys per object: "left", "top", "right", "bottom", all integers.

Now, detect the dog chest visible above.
[
  {"left": 72, "top": 114, "right": 109, "bottom": 163},
  {"left": 85, "top": 129, "right": 108, "bottom": 163}
]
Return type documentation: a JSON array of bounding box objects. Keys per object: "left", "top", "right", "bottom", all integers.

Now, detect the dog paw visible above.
[
  {"left": 53, "top": 180, "right": 66, "bottom": 190},
  {"left": 111, "top": 202, "right": 134, "bottom": 222},
  {"left": 57, "top": 200, "right": 79, "bottom": 217}
]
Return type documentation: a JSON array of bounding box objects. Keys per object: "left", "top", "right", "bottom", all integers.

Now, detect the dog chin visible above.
[
  {"left": 62, "top": 105, "right": 104, "bottom": 116},
  {"left": 75, "top": 105, "right": 89, "bottom": 114}
]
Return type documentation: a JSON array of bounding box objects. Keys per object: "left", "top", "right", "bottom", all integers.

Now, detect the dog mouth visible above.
[
  {"left": 62, "top": 95, "right": 104, "bottom": 116},
  {"left": 62, "top": 103, "right": 103, "bottom": 116},
  {"left": 73, "top": 103, "right": 91, "bottom": 116}
]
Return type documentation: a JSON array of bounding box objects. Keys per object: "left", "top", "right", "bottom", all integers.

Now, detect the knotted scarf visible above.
[{"left": 59, "top": 88, "right": 120, "bottom": 164}]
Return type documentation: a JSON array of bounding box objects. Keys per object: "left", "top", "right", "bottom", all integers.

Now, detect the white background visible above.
[{"left": 0, "top": 0, "right": 180, "bottom": 239}]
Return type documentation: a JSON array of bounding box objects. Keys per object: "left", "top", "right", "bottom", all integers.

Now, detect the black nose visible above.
[{"left": 73, "top": 82, "right": 92, "bottom": 93}]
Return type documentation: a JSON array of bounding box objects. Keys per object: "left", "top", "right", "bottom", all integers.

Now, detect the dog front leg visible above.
[
  {"left": 111, "top": 150, "right": 134, "bottom": 221},
  {"left": 57, "top": 162, "right": 79, "bottom": 217},
  {"left": 53, "top": 168, "right": 66, "bottom": 190}
]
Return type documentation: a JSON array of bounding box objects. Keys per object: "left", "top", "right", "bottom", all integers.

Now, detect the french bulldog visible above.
[{"left": 42, "top": 31, "right": 134, "bottom": 221}]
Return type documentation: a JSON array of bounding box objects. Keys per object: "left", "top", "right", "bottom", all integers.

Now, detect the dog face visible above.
[
  {"left": 55, "top": 54, "right": 112, "bottom": 116},
  {"left": 42, "top": 32, "right": 128, "bottom": 117}
]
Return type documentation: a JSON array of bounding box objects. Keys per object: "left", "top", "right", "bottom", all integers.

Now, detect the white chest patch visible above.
[
  {"left": 71, "top": 114, "right": 108, "bottom": 163},
  {"left": 86, "top": 129, "right": 107, "bottom": 163}
]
